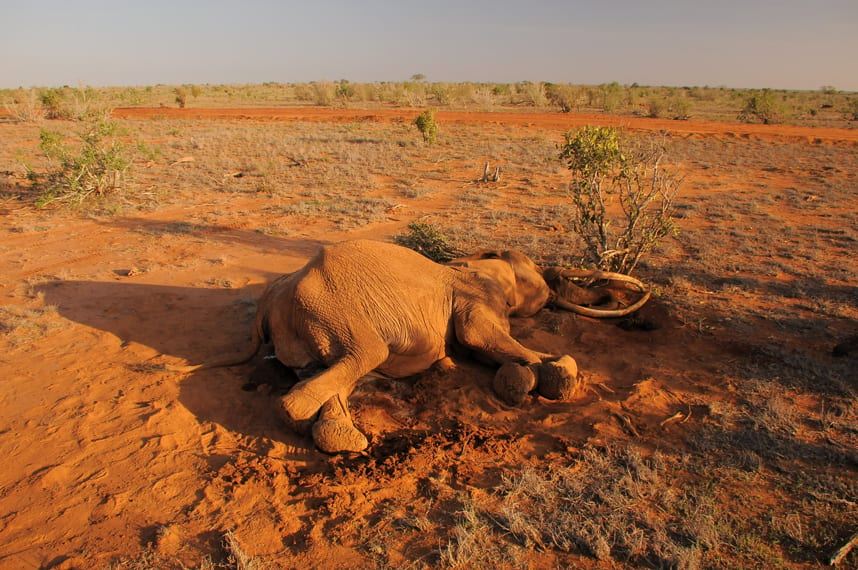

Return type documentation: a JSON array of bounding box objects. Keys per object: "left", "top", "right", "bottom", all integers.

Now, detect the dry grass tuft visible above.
[
  {"left": 495, "top": 445, "right": 711, "bottom": 568},
  {"left": 439, "top": 497, "right": 524, "bottom": 569},
  {"left": 223, "top": 529, "right": 266, "bottom": 570},
  {"left": 0, "top": 303, "right": 62, "bottom": 344}
]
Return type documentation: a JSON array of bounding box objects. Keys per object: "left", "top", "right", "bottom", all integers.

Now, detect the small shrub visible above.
[
  {"left": 414, "top": 109, "right": 438, "bottom": 144},
  {"left": 335, "top": 80, "right": 355, "bottom": 101},
  {"left": 39, "top": 88, "right": 71, "bottom": 120},
  {"left": 69, "top": 85, "right": 113, "bottom": 120},
  {"left": 669, "top": 96, "right": 692, "bottom": 120},
  {"left": 545, "top": 84, "right": 579, "bottom": 113},
  {"left": 28, "top": 119, "right": 138, "bottom": 207},
  {"left": 515, "top": 82, "right": 547, "bottom": 107},
  {"left": 558, "top": 125, "right": 681, "bottom": 274},
  {"left": 37, "top": 86, "right": 111, "bottom": 120},
  {"left": 394, "top": 221, "right": 463, "bottom": 262},
  {"left": 311, "top": 82, "right": 335, "bottom": 106},
  {"left": 646, "top": 97, "right": 667, "bottom": 118},
  {"left": 293, "top": 84, "right": 314, "bottom": 102},
  {"left": 491, "top": 83, "right": 511, "bottom": 97},
  {"left": 600, "top": 82, "right": 623, "bottom": 113},
  {"left": 738, "top": 90, "right": 784, "bottom": 124},
  {"left": 429, "top": 84, "right": 453, "bottom": 106},
  {"left": 174, "top": 87, "right": 188, "bottom": 108}
]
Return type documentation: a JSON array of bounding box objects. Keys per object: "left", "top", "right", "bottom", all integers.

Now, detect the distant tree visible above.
[{"left": 411, "top": 73, "right": 426, "bottom": 82}]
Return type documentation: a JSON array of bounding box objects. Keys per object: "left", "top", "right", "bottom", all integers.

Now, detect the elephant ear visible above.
[{"left": 545, "top": 268, "right": 652, "bottom": 318}]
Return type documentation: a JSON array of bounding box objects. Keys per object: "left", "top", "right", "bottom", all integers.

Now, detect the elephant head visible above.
[{"left": 449, "top": 250, "right": 651, "bottom": 319}]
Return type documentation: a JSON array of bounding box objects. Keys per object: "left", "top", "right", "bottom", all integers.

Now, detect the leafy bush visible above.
[
  {"left": 37, "top": 86, "right": 112, "bottom": 120},
  {"left": 738, "top": 90, "right": 785, "bottom": 124},
  {"left": 335, "top": 80, "right": 355, "bottom": 101},
  {"left": 600, "top": 82, "right": 623, "bottom": 113},
  {"left": 559, "top": 126, "right": 681, "bottom": 274},
  {"left": 414, "top": 109, "right": 438, "bottom": 144},
  {"left": 28, "top": 119, "right": 138, "bottom": 207},
  {"left": 394, "top": 221, "right": 463, "bottom": 262},
  {"left": 39, "top": 88, "right": 71, "bottom": 119}
]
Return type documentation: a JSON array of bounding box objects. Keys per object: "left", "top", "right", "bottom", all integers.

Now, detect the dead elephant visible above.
[{"left": 176, "top": 239, "right": 649, "bottom": 453}]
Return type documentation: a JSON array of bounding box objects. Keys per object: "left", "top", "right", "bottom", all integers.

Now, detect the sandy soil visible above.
[{"left": 0, "top": 107, "right": 855, "bottom": 569}]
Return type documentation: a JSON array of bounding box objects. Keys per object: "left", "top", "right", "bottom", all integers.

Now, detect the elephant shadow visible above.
[{"left": 37, "top": 278, "right": 315, "bottom": 458}]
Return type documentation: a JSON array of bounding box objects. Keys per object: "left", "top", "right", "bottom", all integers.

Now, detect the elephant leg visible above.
[
  {"left": 278, "top": 345, "right": 388, "bottom": 427},
  {"left": 452, "top": 306, "right": 548, "bottom": 366},
  {"left": 453, "top": 307, "right": 579, "bottom": 404},
  {"left": 312, "top": 389, "right": 369, "bottom": 453}
]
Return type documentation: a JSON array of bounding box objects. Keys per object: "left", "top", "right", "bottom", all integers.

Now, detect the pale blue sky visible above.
[{"left": 2, "top": 0, "right": 857, "bottom": 91}]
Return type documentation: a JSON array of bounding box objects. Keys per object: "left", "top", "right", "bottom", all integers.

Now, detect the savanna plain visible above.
[{"left": 0, "top": 83, "right": 857, "bottom": 569}]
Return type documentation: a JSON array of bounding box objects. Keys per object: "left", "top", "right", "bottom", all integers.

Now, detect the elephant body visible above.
[{"left": 244, "top": 239, "right": 580, "bottom": 453}]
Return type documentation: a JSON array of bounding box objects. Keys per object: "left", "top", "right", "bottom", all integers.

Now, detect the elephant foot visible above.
[
  {"left": 280, "top": 381, "right": 331, "bottom": 424},
  {"left": 309, "top": 392, "right": 368, "bottom": 453},
  {"left": 537, "top": 355, "right": 580, "bottom": 400},
  {"left": 276, "top": 395, "right": 316, "bottom": 436},
  {"left": 312, "top": 419, "right": 369, "bottom": 454},
  {"left": 492, "top": 362, "right": 537, "bottom": 406}
]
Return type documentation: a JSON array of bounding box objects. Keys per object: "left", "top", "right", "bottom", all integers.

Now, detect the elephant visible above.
[{"left": 176, "top": 239, "right": 650, "bottom": 453}]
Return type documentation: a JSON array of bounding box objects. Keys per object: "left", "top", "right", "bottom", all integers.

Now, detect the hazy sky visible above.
[{"left": 3, "top": 0, "right": 857, "bottom": 91}]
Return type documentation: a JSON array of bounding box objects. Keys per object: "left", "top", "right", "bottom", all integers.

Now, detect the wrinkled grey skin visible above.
[{"left": 249, "top": 240, "right": 579, "bottom": 453}]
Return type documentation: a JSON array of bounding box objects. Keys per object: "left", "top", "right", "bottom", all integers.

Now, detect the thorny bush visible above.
[
  {"left": 27, "top": 119, "right": 140, "bottom": 207},
  {"left": 559, "top": 126, "right": 681, "bottom": 275}
]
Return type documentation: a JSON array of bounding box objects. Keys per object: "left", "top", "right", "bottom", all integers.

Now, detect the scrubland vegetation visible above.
[{"left": 3, "top": 80, "right": 858, "bottom": 127}]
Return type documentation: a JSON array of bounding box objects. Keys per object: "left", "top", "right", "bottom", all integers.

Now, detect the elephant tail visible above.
[{"left": 165, "top": 314, "right": 267, "bottom": 374}]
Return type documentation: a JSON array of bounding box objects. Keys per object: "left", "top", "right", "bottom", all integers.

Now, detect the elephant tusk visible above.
[
  {"left": 552, "top": 290, "right": 651, "bottom": 318},
  {"left": 550, "top": 270, "right": 652, "bottom": 318},
  {"left": 556, "top": 268, "right": 648, "bottom": 292}
]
